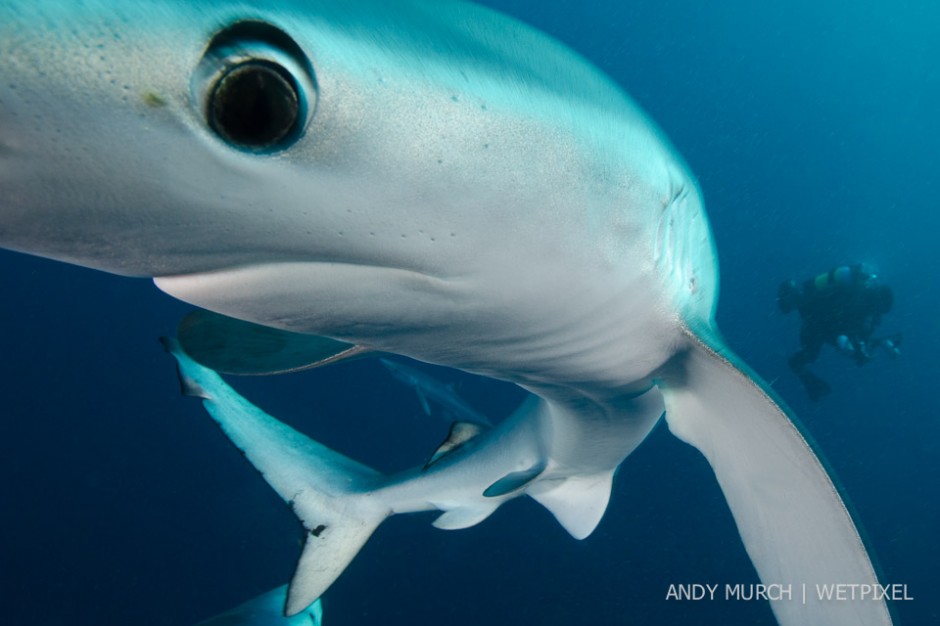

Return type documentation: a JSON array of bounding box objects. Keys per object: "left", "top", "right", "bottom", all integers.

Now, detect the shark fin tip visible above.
[
  {"left": 425, "top": 421, "right": 486, "bottom": 468},
  {"left": 160, "top": 336, "right": 212, "bottom": 399},
  {"left": 178, "top": 374, "right": 211, "bottom": 399}
]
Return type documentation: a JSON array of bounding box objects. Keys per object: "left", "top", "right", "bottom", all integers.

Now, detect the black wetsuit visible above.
[{"left": 780, "top": 265, "right": 895, "bottom": 401}]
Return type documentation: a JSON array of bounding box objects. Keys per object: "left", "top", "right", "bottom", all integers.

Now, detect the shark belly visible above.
[{"left": 155, "top": 254, "right": 680, "bottom": 398}]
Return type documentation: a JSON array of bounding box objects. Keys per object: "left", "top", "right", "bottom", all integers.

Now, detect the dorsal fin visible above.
[
  {"left": 424, "top": 421, "right": 486, "bottom": 468},
  {"left": 177, "top": 309, "right": 373, "bottom": 375}
]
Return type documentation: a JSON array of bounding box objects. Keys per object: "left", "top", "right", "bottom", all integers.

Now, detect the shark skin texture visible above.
[{"left": 0, "top": 1, "right": 891, "bottom": 624}]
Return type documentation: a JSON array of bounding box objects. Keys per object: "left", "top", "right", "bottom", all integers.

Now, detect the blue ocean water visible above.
[{"left": 1, "top": 1, "right": 937, "bottom": 624}]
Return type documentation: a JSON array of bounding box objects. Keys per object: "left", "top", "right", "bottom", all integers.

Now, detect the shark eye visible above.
[
  {"left": 195, "top": 21, "right": 317, "bottom": 153},
  {"left": 209, "top": 60, "right": 300, "bottom": 149}
]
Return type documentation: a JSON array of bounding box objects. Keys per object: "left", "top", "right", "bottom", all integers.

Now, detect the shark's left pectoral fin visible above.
[
  {"left": 177, "top": 309, "right": 374, "bottom": 375},
  {"left": 659, "top": 330, "right": 892, "bottom": 626}
]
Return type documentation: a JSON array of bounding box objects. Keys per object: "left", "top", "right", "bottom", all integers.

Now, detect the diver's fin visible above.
[
  {"left": 483, "top": 460, "right": 547, "bottom": 498},
  {"left": 195, "top": 584, "right": 323, "bottom": 625},
  {"left": 164, "top": 338, "right": 389, "bottom": 616},
  {"left": 873, "top": 333, "right": 902, "bottom": 358},
  {"left": 178, "top": 309, "right": 374, "bottom": 375},
  {"left": 425, "top": 421, "right": 486, "bottom": 468},
  {"left": 528, "top": 471, "right": 615, "bottom": 540},
  {"left": 798, "top": 369, "right": 832, "bottom": 402},
  {"left": 657, "top": 330, "right": 892, "bottom": 626}
]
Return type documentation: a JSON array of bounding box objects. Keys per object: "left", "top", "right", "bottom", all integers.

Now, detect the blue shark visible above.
[
  {"left": 380, "top": 358, "right": 494, "bottom": 427},
  {"left": 0, "top": 1, "right": 891, "bottom": 624},
  {"left": 196, "top": 585, "right": 322, "bottom": 626}
]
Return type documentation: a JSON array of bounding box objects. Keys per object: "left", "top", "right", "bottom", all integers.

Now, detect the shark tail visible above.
[
  {"left": 195, "top": 584, "right": 323, "bottom": 625},
  {"left": 162, "top": 338, "right": 389, "bottom": 617}
]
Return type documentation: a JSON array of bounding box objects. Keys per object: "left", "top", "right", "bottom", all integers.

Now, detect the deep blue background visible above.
[{"left": 1, "top": 1, "right": 937, "bottom": 624}]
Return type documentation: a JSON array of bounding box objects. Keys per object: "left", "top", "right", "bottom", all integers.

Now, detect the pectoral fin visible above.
[
  {"left": 658, "top": 328, "right": 892, "bottom": 626},
  {"left": 178, "top": 309, "right": 373, "bottom": 375}
]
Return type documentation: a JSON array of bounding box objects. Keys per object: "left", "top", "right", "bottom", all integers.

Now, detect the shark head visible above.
[
  {"left": 2, "top": 1, "right": 482, "bottom": 278},
  {"left": 1, "top": 0, "right": 716, "bottom": 379}
]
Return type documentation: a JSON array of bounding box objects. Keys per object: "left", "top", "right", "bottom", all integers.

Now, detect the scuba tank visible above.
[{"left": 810, "top": 265, "right": 860, "bottom": 292}]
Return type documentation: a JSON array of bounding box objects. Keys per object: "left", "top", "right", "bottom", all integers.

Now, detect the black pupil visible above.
[{"left": 210, "top": 61, "right": 299, "bottom": 149}]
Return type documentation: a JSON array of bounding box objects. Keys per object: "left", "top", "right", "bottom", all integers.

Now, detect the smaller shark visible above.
[
  {"left": 196, "top": 585, "right": 322, "bottom": 625},
  {"left": 379, "top": 358, "right": 494, "bottom": 427}
]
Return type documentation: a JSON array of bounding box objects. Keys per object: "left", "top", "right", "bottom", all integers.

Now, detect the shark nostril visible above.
[{"left": 209, "top": 60, "right": 300, "bottom": 150}]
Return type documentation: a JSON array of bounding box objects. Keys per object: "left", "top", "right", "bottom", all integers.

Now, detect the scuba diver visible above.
[{"left": 778, "top": 264, "right": 901, "bottom": 401}]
